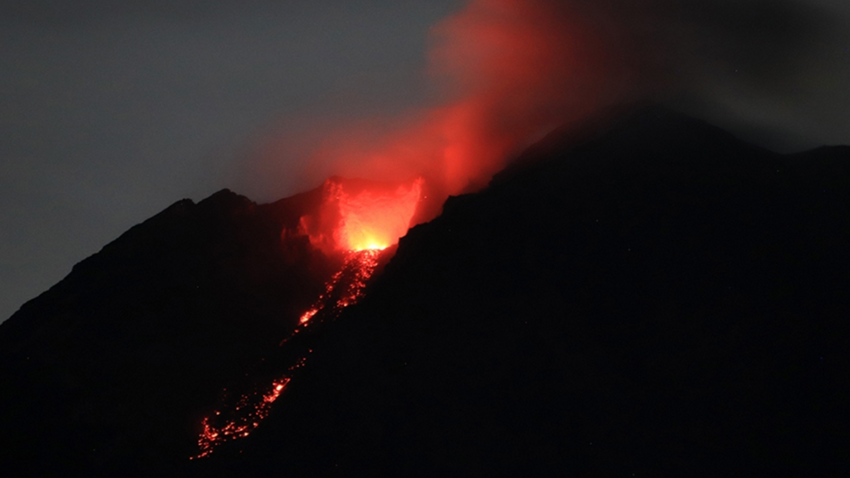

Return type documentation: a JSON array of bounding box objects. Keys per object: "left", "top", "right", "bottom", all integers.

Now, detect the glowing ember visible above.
[
  {"left": 192, "top": 249, "right": 384, "bottom": 459},
  {"left": 299, "top": 308, "right": 318, "bottom": 324},
  {"left": 193, "top": 377, "right": 292, "bottom": 459},
  {"left": 294, "top": 249, "right": 382, "bottom": 328}
]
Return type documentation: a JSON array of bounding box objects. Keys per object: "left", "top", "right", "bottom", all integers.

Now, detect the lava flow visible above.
[
  {"left": 297, "top": 248, "right": 382, "bottom": 327},
  {"left": 192, "top": 178, "right": 422, "bottom": 459}
]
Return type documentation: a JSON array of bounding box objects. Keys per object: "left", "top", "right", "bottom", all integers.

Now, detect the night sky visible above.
[{"left": 2, "top": 0, "right": 849, "bottom": 322}]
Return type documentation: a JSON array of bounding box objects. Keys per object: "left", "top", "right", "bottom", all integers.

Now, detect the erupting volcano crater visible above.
[
  {"left": 299, "top": 177, "right": 424, "bottom": 254},
  {"left": 193, "top": 176, "right": 424, "bottom": 458}
]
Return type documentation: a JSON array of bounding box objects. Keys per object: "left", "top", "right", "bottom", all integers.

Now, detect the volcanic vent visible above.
[{"left": 193, "top": 176, "right": 423, "bottom": 458}]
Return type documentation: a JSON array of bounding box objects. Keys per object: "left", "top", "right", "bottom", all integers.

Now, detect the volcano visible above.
[{"left": 1, "top": 107, "right": 847, "bottom": 476}]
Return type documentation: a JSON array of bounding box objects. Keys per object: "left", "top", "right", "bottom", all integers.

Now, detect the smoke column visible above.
[
  {"left": 259, "top": 0, "right": 842, "bottom": 213},
  {"left": 299, "top": 0, "right": 630, "bottom": 206}
]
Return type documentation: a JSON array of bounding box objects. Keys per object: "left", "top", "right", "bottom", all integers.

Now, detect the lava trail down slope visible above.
[
  {"left": 1, "top": 107, "right": 848, "bottom": 476},
  {"left": 194, "top": 108, "right": 849, "bottom": 477}
]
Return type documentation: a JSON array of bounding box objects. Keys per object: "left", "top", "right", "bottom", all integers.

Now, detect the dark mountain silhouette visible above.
[
  {"left": 0, "top": 183, "right": 342, "bottom": 475},
  {"left": 2, "top": 107, "right": 848, "bottom": 476}
]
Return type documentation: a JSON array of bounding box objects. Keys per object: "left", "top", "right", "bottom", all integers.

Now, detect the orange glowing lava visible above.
[
  {"left": 193, "top": 377, "right": 292, "bottom": 459},
  {"left": 302, "top": 177, "right": 423, "bottom": 254},
  {"left": 295, "top": 249, "right": 382, "bottom": 328},
  {"left": 337, "top": 181, "right": 421, "bottom": 251},
  {"left": 193, "top": 249, "right": 384, "bottom": 459}
]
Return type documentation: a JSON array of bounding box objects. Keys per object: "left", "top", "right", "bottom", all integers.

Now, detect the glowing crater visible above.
[{"left": 192, "top": 178, "right": 422, "bottom": 459}]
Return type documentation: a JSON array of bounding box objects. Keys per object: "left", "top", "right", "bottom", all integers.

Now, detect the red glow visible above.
[
  {"left": 301, "top": 177, "right": 423, "bottom": 254},
  {"left": 337, "top": 180, "right": 422, "bottom": 251},
  {"left": 263, "top": 0, "right": 627, "bottom": 216}
]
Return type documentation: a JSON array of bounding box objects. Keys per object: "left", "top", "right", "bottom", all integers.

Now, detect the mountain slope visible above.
[
  {"left": 0, "top": 186, "right": 338, "bottom": 474},
  {"left": 200, "top": 108, "right": 849, "bottom": 477},
  {"left": 1, "top": 107, "right": 848, "bottom": 476}
]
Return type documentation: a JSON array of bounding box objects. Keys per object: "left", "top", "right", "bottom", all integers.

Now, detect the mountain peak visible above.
[{"left": 1, "top": 112, "right": 847, "bottom": 476}]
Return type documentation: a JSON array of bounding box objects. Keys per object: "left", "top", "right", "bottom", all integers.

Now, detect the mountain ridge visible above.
[
  {"left": 198, "top": 107, "right": 849, "bottom": 476},
  {"left": 2, "top": 107, "right": 848, "bottom": 476}
]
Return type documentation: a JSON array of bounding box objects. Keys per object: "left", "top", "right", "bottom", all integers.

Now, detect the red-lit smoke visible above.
[
  {"left": 299, "top": 177, "right": 423, "bottom": 254},
  {"left": 333, "top": 178, "right": 422, "bottom": 251},
  {"left": 299, "top": 0, "right": 634, "bottom": 212},
  {"left": 250, "top": 0, "right": 834, "bottom": 210}
]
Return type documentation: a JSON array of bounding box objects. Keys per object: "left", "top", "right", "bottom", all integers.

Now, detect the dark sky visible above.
[{"left": 2, "top": 0, "right": 849, "bottom": 322}]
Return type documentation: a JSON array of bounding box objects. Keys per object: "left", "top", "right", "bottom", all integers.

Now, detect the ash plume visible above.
[{"left": 257, "top": 0, "right": 846, "bottom": 218}]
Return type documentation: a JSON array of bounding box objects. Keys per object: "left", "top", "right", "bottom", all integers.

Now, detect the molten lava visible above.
[
  {"left": 337, "top": 181, "right": 421, "bottom": 251},
  {"left": 193, "top": 178, "right": 423, "bottom": 459},
  {"left": 194, "top": 376, "right": 294, "bottom": 459},
  {"left": 302, "top": 177, "right": 423, "bottom": 254},
  {"left": 299, "top": 249, "right": 382, "bottom": 326},
  {"left": 192, "top": 250, "right": 384, "bottom": 459}
]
